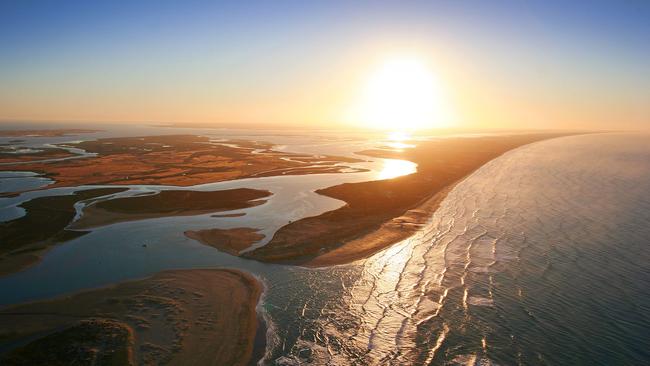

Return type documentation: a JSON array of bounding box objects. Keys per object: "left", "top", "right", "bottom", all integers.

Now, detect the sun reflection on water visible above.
[
  {"left": 388, "top": 131, "right": 411, "bottom": 141},
  {"left": 384, "top": 130, "right": 416, "bottom": 150},
  {"left": 377, "top": 158, "right": 417, "bottom": 180},
  {"left": 385, "top": 141, "right": 416, "bottom": 150}
]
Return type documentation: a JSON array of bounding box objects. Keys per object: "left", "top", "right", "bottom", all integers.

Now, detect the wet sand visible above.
[
  {"left": 244, "top": 133, "right": 572, "bottom": 265},
  {"left": 70, "top": 188, "right": 271, "bottom": 229},
  {"left": 0, "top": 269, "right": 263, "bottom": 366},
  {"left": 0, "top": 188, "right": 128, "bottom": 276},
  {"left": 185, "top": 228, "right": 266, "bottom": 255},
  {"left": 3, "top": 134, "right": 363, "bottom": 190}
]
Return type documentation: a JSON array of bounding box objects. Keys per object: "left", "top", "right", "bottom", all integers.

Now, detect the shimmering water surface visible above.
[
  {"left": 1, "top": 130, "right": 649, "bottom": 365},
  {"left": 264, "top": 133, "right": 650, "bottom": 365}
]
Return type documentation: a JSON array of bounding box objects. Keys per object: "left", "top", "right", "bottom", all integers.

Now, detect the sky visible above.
[{"left": 1, "top": 0, "right": 649, "bottom": 131}]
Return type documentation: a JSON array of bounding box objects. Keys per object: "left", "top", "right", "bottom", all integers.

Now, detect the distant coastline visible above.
[{"left": 0, "top": 129, "right": 100, "bottom": 137}]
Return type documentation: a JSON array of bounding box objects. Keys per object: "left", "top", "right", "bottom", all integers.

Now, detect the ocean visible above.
[{"left": 263, "top": 133, "right": 650, "bottom": 365}]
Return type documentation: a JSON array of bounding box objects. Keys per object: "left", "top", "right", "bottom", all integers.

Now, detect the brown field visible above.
[
  {"left": 2, "top": 134, "right": 364, "bottom": 190},
  {"left": 0, "top": 269, "right": 262, "bottom": 366}
]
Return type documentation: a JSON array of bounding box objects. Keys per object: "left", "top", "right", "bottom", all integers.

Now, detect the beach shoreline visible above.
[{"left": 306, "top": 182, "right": 457, "bottom": 267}]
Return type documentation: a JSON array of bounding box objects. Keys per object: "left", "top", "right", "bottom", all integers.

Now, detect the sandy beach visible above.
[
  {"left": 307, "top": 183, "right": 455, "bottom": 266},
  {"left": 0, "top": 269, "right": 263, "bottom": 366}
]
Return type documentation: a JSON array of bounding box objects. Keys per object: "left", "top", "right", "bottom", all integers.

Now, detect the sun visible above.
[{"left": 347, "top": 56, "right": 451, "bottom": 131}]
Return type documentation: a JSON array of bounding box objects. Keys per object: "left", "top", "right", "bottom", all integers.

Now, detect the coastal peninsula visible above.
[{"left": 240, "top": 133, "right": 571, "bottom": 265}]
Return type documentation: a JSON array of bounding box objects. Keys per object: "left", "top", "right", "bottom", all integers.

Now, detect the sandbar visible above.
[
  {"left": 185, "top": 228, "right": 265, "bottom": 255},
  {"left": 0, "top": 269, "right": 263, "bottom": 366},
  {"left": 70, "top": 188, "right": 271, "bottom": 229}
]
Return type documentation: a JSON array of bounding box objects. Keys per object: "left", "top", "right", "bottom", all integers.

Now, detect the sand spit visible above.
[
  {"left": 0, "top": 269, "right": 263, "bottom": 366},
  {"left": 244, "top": 133, "right": 573, "bottom": 265},
  {"left": 185, "top": 228, "right": 266, "bottom": 255}
]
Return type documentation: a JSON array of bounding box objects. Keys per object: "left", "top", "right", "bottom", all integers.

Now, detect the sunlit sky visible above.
[{"left": 1, "top": 1, "right": 649, "bottom": 131}]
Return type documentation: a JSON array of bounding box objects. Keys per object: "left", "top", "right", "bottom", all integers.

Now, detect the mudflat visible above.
[
  {"left": 0, "top": 269, "right": 263, "bottom": 366},
  {"left": 243, "top": 133, "right": 572, "bottom": 265},
  {"left": 2, "top": 134, "right": 364, "bottom": 190}
]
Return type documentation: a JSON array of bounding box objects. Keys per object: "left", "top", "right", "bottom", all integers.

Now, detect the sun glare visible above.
[
  {"left": 377, "top": 158, "right": 417, "bottom": 180},
  {"left": 385, "top": 131, "right": 415, "bottom": 150},
  {"left": 348, "top": 56, "right": 451, "bottom": 131}
]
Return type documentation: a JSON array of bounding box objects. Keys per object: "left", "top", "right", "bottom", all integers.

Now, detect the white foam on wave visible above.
[{"left": 467, "top": 296, "right": 495, "bottom": 307}]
